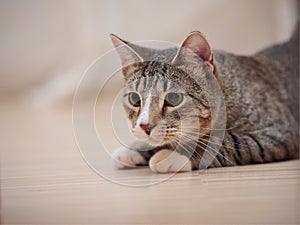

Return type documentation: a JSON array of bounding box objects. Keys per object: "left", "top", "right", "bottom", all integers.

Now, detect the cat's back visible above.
[
  {"left": 213, "top": 27, "right": 299, "bottom": 125},
  {"left": 213, "top": 50, "right": 279, "bottom": 126},
  {"left": 255, "top": 27, "right": 299, "bottom": 122}
]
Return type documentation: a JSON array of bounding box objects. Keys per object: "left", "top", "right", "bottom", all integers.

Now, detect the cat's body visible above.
[{"left": 111, "top": 27, "right": 299, "bottom": 173}]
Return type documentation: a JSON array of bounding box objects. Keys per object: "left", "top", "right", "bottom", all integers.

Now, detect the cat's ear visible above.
[
  {"left": 110, "top": 34, "right": 143, "bottom": 78},
  {"left": 172, "top": 31, "right": 214, "bottom": 71}
]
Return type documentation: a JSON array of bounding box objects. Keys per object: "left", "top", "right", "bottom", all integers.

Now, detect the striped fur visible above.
[{"left": 111, "top": 29, "right": 299, "bottom": 172}]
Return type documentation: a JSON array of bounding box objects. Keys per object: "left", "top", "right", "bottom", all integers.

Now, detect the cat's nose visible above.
[{"left": 140, "top": 123, "right": 151, "bottom": 135}]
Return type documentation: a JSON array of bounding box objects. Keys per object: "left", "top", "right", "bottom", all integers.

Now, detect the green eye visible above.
[
  {"left": 165, "top": 92, "right": 183, "bottom": 107},
  {"left": 128, "top": 92, "right": 141, "bottom": 107}
]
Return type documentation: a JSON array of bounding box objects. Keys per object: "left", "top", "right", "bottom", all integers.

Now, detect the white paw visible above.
[
  {"left": 112, "top": 146, "right": 147, "bottom": 169},
  {"left": 149, "top": 149, "right": 192, "bottom": 173}
]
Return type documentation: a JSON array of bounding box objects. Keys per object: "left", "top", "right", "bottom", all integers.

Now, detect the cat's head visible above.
[{"left": 111, "top": 32, "right": 220, "bottom": 147}]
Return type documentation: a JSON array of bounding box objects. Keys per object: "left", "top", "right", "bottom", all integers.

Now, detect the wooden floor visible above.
[{"left": 1, "top": 96, "right": 299, "bottom": 224}]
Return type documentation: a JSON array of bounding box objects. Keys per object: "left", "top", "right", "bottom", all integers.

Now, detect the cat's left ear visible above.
[
  {"left": 172, "top": 31, "right": 214, "bottom": 71},
  {"left": 110, "top": 34, "right": 144, "bottom": 78}
]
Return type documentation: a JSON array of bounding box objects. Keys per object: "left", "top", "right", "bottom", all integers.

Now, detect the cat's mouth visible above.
[
  {"left": 131, "top": 124, "right": 181, "bottom": 147},
  {"left": 134, "top": 131, "right": 168, "bottom": 147}
]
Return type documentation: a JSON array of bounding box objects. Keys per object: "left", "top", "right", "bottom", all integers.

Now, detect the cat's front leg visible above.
[
  {"left": 149, "top": 149, "right": 192, "bottom": 173},
  {"left": 113, "top": 146, "right": 148, "bottom": 169}
]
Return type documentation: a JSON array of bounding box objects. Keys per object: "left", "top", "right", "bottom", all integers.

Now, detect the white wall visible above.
[{"left": 0, "top": 0, "right": 297, "bottom": 96}]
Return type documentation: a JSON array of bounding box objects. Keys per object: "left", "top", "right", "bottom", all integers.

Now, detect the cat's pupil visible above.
[
  {"left": 165, "top": 93, "right": 183, "bottom": 107},
  {"left": 128, "top": 92, "right": 141, "bottom": 107}
]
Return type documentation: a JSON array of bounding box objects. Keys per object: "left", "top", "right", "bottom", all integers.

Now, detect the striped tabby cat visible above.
[{"left": 110, "top": 28, "right": 299, "bottom": 173}]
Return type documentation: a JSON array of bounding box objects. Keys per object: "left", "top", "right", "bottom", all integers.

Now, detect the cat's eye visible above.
[
  {"left": 128, "top": 92, "right": 141, "bottom": 107},
  {"left": 165, "top": 92, "right": 183, "bottom": 107}
]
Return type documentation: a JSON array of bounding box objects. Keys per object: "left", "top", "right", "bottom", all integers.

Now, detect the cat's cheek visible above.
[{"left": 149, "top": 149, "right": 192, "bottom": 173}]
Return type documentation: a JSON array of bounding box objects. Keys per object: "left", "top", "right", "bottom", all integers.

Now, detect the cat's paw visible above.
[
  {"left": 149, "top": 149, "right": 192, "bottom": 173},
  {"left": 112, "top": 146, "right": 147, "bottom": 169}
]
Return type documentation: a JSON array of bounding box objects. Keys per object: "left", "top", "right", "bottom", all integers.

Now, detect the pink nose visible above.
[{"left": 140, "top": 123, "right": 151, "bottom": 135}]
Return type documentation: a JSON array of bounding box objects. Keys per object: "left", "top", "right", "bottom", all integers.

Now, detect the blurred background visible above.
[{"left": 0, "top": 0, "right": 298, "bottom": 104}]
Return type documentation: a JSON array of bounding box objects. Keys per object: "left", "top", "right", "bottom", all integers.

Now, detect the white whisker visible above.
[
  {"left": 181, "top": 129, "right": 255, "bottom": 149},
  {"left": 174, "top": 137, "right": 203, "bottom": 160},
  {"left": 179, "top": 133, "right": 233, "bottom": 165},
  {"left": 175, "top": 135, "right": 215, "bottom": 169}
]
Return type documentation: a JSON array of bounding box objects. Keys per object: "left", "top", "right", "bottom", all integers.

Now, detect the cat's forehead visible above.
[
  {"left": 125, "top": 74, "right": 182, "bottom": 95},
  {"left": 123, "top": 60, "right": 210, "bottom": 102}
]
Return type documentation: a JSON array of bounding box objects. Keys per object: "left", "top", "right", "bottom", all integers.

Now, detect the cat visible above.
[{"left": 110, "top": 26, "right": 299, "bottom": 173}]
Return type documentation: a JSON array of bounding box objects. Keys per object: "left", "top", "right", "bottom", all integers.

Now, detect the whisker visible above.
[
  {"left": 183, "top": 126, "right": 282, "bottom": 133},
  {"left": 197, "top": 138, "right": 234, "bottom": 165},
  {"left": 202, "top": 125, "right": 241, "bottom": 131},
  {"left": 198, "top": 136, "right": 248, "bottom": 152},
  {"left": 174, "top": 138, "right": 204, "bottom": 162},
  {"left": 175, "top": 135, "right": 216, "bottom": 169},
  {"left": 180, "top": 126, "right": 237, "bottom": 131},
  {"left": 179, "top": 133, "right": 232, "bottom": 164},
  {"left": 179, "top": 135, "right": 233, "bottom": 163},
  {"left": 181, "top": 129, "right": 255, "bottom": 149}
]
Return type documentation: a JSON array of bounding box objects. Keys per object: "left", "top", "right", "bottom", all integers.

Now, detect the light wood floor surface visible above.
[{"left": 1, "top": 97, "right": 299, "bottom": 224}]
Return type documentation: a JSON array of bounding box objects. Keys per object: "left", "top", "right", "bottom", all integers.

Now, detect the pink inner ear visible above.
[{"left": 182, "top": 32, "right": 213, "bottom": 65}]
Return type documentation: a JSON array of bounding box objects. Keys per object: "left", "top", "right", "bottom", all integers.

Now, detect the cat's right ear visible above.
[
  {"left": 110, "top": 34, "right": 143, "bottom": 79},
  {"left": 171, "top": 31, "right": 214, "bottom": 72}
]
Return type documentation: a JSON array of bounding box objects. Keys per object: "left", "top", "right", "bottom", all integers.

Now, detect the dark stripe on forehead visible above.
[
  {"left": 130, "top": 61, "right": 206, "bottom": 100},
  {"left": 163, "top": 80, "right": 168, "bottom": 92},
  {"left": 144, "top": 76, "right": 156, "bottom": 90},
  {"left": 143, "top": 76, "right": 148, "bottom": 90},
  {"left": 153, "top": 75, "right": 159, "bottom": 88},
  {"left": 162, "top": 64, "right": 168, "bottom": 74},
  {"left": 135, "top": 78, "right": 141, "bottom": 91}
]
